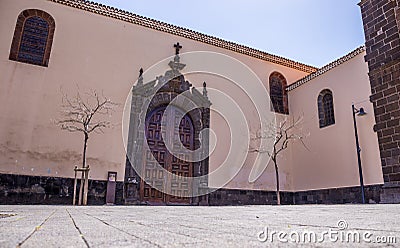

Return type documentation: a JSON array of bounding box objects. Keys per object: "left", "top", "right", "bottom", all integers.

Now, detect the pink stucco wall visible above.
[
  {"left": 289, "top": 51, "right": 384, "bottom": 191},
  {"left": 0, "top": 0, "right": 383, "bottom": 192},
  {"left": 0, "top": 0, "right": 307, "bottom": 187}
]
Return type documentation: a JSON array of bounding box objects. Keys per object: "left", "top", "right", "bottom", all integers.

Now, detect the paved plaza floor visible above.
[{"left": 0, "top": 204, "right": 399, "bottom": 247}]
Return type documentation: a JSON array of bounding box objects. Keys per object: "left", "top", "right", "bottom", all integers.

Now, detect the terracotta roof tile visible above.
[
  {"left": 48, "top": 0, "right": 318, "bottom": 73},
  {"left": 287, "top": 46, "right": 366, "bottom": 91}
]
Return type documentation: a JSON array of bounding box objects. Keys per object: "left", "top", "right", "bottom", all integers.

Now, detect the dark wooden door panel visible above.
[{"left": 140, "top": 106, "right": 194, "bottom": 204}]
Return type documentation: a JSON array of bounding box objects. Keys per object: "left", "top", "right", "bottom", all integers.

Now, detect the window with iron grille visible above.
[
  {"left": 318, "top": 89, "right": 335, "bottom": 128},
  {"left": 9, "top": 9, "right": 55, "bottom": 67},
  {"left": 18, "top": 17, "right": 49, "bottom": 65},
  {"left": 269, "top": 72, "right": 288, "bottom": 114}
]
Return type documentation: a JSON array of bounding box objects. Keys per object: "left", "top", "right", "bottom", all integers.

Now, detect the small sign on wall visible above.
[
  {"left": 106, "top": 171, "right": 117, "bottom": 204},
  {"left": 108, "top": 172, "right": 117, "bottom": 182}
]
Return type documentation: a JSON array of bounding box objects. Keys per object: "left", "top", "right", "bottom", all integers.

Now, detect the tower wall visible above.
[{"left": 359, "top": 0, "right": 400, "bottom": 202}]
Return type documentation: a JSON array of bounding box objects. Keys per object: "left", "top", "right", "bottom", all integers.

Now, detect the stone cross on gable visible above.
[{"left": 174, "top": 42, "right": 182, "bottom": 55}]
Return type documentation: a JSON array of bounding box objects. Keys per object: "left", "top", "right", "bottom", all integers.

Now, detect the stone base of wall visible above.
[
  {"left": 380, "top": 185, "right": 400, "bottom": 203},
  {"left": 294, "top": 185, "right": 382, "bottom": 204},
  {"left": 0, "top": 173, "right": 123, "bottom": 205},
  {"left": 207, "top": 185, "right": 383, "bottom": 205},
  {"left": 208, "top": 189, "right": 294, "bottom": 205},
  {"left": 0, "top": 173, "right": 389, "bottom": 205}
]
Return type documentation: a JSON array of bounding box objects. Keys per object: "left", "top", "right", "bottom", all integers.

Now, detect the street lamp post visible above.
[{"left": 352, "top": 104, "right": 366, "bottom": 204}]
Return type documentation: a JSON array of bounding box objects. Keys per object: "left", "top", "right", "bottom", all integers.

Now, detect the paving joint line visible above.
[
  {"left": 66, "top": 209, "right": 91, "bottom": 248},
  {"left": 127, "top": 220, "right": 205, "bottom": 241},
  {"left": 83, "top": 212, "right": 162, "bottom": 248},
  {"left": 16, "top": 209, "right": 57, "bottom": 247}
]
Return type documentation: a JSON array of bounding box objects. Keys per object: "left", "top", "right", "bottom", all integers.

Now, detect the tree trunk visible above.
[
  {"left": 78, "top": 133, "right": 88, "bottom": 205},
  {"left": 274, "top": 160, "right": 281, "bottom": 205}
]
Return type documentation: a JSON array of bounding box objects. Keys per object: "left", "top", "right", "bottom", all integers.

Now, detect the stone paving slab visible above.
[{"left": 0, "top": 205, "right": 399, "bottom": 247}]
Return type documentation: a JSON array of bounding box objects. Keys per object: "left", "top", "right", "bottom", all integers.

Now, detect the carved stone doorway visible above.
[{"left": 124, "top": 44, "right": 211, "bottom": 205}]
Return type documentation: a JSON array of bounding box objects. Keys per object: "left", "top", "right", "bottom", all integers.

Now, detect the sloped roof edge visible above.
[
  {"left": 48, "top": 0, "right": 318, "bottom": 73},
  {"left": 287, "top": 46, "right": 366, "bottom": 91}
]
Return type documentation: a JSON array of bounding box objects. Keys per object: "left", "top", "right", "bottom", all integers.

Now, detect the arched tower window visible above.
[
  {"left": 9, "top": 9, "right": 55, "bottom": 67},
  {"left": 318, "top": 89, "right": 335, "bottom": 128},
  {"left": 269, "top": 72, "right": 288, "bottom": 114}
]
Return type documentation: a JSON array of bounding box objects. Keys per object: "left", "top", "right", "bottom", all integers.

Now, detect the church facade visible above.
[{"left": 0, "top": 0, "right": 396, "bottom": 205}]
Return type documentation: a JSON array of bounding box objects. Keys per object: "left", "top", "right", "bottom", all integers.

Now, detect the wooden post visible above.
[
  {"left": 83, "top": 165, "right": 90, "bottom": 206},
  {"left": 78, "top": 172, "right": 84, "bottom": 205},
  {"left": 73, "top": 166, "right": 78, "bottom": 205},
  {"left": 73, "top": 166, "right": 90, "bottom": 206}
]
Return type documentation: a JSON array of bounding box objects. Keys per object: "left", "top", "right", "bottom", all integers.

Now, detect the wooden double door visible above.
[{"left": 140, "top": 106, "right": 194, "bottom": 204}]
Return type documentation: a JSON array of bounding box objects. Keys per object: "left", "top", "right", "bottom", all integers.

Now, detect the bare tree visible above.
[
  {"left": 57, "top": 89, "right": 117, "bottom": 205},
  {"left": 250, "top": 116, "right": 308, "bottom": 205}
]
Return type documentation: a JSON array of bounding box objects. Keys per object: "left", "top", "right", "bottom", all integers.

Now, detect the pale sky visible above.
[{"left": 96, "top": 0, "right": 365, "bottom": 68}]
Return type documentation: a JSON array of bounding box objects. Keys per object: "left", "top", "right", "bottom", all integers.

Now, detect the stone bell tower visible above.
[{"left": 359, "top": 0, "right": 400, "bottom": 203}]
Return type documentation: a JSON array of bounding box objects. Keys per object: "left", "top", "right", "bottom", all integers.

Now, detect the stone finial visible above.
[
  {"left": 137, "top": 68, "right": 143, "bottom": 85},
  {"left": 203, "top": 81, "right": 208, "bottom": 97}
]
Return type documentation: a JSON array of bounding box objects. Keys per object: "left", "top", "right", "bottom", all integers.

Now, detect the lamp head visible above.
[{"left": 357, "top": 107, "right": 367, "bottom": 116}]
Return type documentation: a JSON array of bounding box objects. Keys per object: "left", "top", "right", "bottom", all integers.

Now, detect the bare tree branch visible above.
[
  {"left": 248, "top": 115, "right": 309, "bottom": 205},
  {"left": 57, "top": 89, "right": 118, "bottom": 135},
  {"left": 56, "top": 88, "right": 119, "bottom": 206}
]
